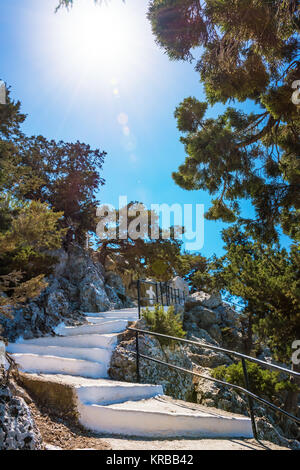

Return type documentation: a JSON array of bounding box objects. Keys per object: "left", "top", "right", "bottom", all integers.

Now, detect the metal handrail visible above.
[
  {"left": 128, "top": 326, "right": 300, "bottom": 439},
  {"left": 129, "top": 351, "right": 300, "bottom": 425},
  {"left": 129, "top": 327, "right": 300, "bottom": 379}
]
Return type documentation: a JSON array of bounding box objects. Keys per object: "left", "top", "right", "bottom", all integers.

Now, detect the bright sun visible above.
[{"left": 56, "top": 2, "right": 140, "bottom": 77}]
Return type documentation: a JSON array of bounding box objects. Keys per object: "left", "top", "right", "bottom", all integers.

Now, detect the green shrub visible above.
[
  {"left": 212, "top": 361, "right": 296, "bottom": 402},
  {"left": 142, "top": 304, "right": 186, "bottom": 348}
]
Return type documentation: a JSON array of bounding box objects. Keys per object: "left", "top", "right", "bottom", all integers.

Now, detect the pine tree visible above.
[
  {"left": 148, "top": 0, "right": 300, "bottom": 241},
  {"left": 97, "top": 201, "right": 184, "bottom": 281},
  {"left": 194, "top": 224, "right": 300, "bottom": 364},
  {"left": 0, "top": 88, "right": 106, "bottom": 319}
]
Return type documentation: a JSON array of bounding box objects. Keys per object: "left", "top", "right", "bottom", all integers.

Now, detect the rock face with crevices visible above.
[
  {"left": 0, "top": 244, "right": 133, "bottom": 342},
  {"left": 0, "top": 384, "right": 42, "bottom": 450},
  {"left": 184, "top": 291, "right": 243, "bottom": 358},
  {"left": 109, "top": 319, "right": 195, "bottom": 402},
  {"left": 183, "top": 290, "right": 300, "bottom": 450}
]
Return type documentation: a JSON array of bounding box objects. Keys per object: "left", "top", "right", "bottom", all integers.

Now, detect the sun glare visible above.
[{"left": 56, "top": 3, "right": 139, "bottom": 78}]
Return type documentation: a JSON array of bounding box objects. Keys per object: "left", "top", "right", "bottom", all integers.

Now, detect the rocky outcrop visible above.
[
  {"left": 187, "top": 329, "right": 233, "bottom": 368},
  {"left": 183, "top": 290, "right": 300, "bottom": 449},
  {"left": 185, "top": 291, "right": 223, "bottom": 310},
  {"left": 0, "top": 379, "right": 42, "bottom": 450},
  {"left": 256, "top": 417, "right": 300, "bottom": 450},
  {"left": 109, "top": 319, "right": 195, "bottom": 402},
  {"left": 0, "top": 244, "right": 133, "bottom": 342},
  {"left": 105, "top": 271, "right": 133, "bottom": 310},
  {"left": 184, "top": 291, "right": 243, "bottom": 354}
]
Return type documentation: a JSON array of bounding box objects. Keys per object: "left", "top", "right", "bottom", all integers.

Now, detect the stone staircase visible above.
[{"left": 7, "top": 308, "right": 253, "bottom": 438}]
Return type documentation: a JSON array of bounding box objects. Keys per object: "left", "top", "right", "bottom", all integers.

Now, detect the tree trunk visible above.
[{"left": 284, "top": 363, "right": 300, "bottom": 416}]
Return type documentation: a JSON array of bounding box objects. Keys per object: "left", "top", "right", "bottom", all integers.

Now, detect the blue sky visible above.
[{"left": 0, "top": 0, "right": 261, "bottom": 257}]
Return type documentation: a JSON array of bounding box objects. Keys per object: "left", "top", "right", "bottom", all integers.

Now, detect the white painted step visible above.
[
  {"left": 7, "top": 343, "right": 111, "bottom": 364},
  {"left": 12, "top": 353, "right": 108, "bottom": 378},
  {"left": 83, "top": 309, "right": 138, "bottom": 320},
  {"left": 84, "top": 316, "right": 137, "bottom": 325},
  {"left": 55, "top": 319, "right": 129, "bottom": 336},
  {"left": 11, "top": 306, "right": 254, "bottom": 439},
  {"left": 85, "top": 308, "right": 138, "bottom": 314},
  {"left": 76, "top": 382, "right": 163, "bottom": 405},
  {"left": 27, "top": 374, "right": 163, "bottom": 406},
  {"left": 78, "top": 397, "right": 253, "bottom": 438},
  {"left": 21, "top": 333, "right": 118, "bottom": 349}
]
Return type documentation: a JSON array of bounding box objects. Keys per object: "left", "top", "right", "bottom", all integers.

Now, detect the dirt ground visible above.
[
  {"left": 103, "top": 436, "right": 289, "bottom": 451},
  {"left": 29, "top": 401, "right": 111, "bottom": 450}
]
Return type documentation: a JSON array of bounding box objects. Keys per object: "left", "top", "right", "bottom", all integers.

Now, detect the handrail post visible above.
[
  {"left": 242, "top": 358, "right": 258, "bottom": 440},
  {"left": 137, "top": 280, "right": 141, "bottom": 319},
  {"left": 160, "top": 282, "right": 163, "bottom": 306},
  {"left": 155, "top": 283, "right": 159, "bottom": 304},
  {"left": 136, "top": 331, "right": 140, "bottom": 383}
]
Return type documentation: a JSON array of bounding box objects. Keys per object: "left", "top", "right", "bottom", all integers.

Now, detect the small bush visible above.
[
  {"left": 142, "top": 304, "right": 186, "bottom": 348},
  {"left": 212, "top": 361, "right": 296, "bottom": 402}
]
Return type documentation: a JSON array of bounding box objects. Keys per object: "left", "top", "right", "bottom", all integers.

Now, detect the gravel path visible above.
[{"left": 104, "top": 437, "right": 289, "bottom": 451}]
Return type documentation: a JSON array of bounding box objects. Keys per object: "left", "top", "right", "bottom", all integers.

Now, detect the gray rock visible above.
[
  {"left": 173, "top": 304, "right": 185, "bottom": 321},
  {"left": 0, "top": 385, "right": 42, "bottom": 450},
  {"left": 207, "top": 324, "right": 222, "bottom": 343},
  {"left": 186, "top": 327, "right": 216, "bottom": 344},
  {"left": 187, "top": 306, "right": 219, "bottom": 328},
  {"left": 105, "top": 271, "right": 134, "bottom": 309},
  {"left": 52, "top": 248, "right": 68, "bottom": 277},
  {"left": 215, "top": 303, "right": 240, "bottom": 327},
  {"left": 105, "top": 285, "right": 123, "bottom": 310},
  {"left": 79, "top": 269, "right": 110, "bottom": 313},
  {"left": 109, "top": 320, "right": 195, "bottom": 402},
  {"left": 0, "top": 244, "right": 131, "bottom": 341},
  {"left": 187, "top": 332, "right": 232, "bottom": 368},
  {"left": 256, "top": 417, "right": 300, "bottom": 450},
  {"left": 105, "top": 272, "right": 126, "bottom": 296},
  {"left": 185, "top": 291, "right": 222, "bottom": 310},
  {"left": 46, "top": 289, "right": 72, "bottom": 319}
]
